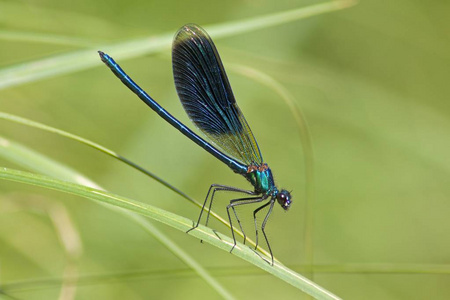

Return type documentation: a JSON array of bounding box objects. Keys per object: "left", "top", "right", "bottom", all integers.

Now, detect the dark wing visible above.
[{"left": 172, "top": 24, "right": 263, "bottom": 166}]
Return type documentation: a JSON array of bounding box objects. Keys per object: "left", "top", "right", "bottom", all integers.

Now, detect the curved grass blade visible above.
[
  {"left": 0, "top": 30, "right": 98, "bottom": 47},
  {"left": 0, "top": 167, "right": 341, "bottom": 300},
  {"left": 0, "top": 112, "right": 189, "bottom": 199},
  {"left": 0, "top": 0, "right": 356, "bottom": 90},
  {"left": 4, "top": 262, "right": 449, "bottom": 294},
  {"left": 0, "top": 111, "right": 272, "bottom": 259},
  {"left": 0, "top": 136, "right": 235, "bottom": 300}
]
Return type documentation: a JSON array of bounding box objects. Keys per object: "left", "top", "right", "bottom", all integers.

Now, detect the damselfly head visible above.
[{"left": 276, "top": 189, "right": 292, "bottom": 211}]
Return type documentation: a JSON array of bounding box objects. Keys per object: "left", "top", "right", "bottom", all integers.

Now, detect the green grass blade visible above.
[
  {"left": 0, "top": 135, "right": 98, "bottom": 187},
  {"left": 0, "top": 0, "right": 356, "bottom": 90},
  {"left": 0, "top": 167, "right": 341, "bottom": 300},
  {"left": 0, "top": 111, "right": 272, "bottom": 259},
  {"left": 0, "top": 112, "right": 191, "bottom": 197},
  {"left": 5, "top": 262, "right": 449, "bottom": 293},
  {"left": 0, "top": 30, "right": 98, "bottom": 47},
  {"left": 306, "top": 264, "right": 450, "bottom": 275},
  {"left": 0, "top": 136, "right": 235, "bottom": 299},
  {"left": 205, "top": 0, "right": 356, "bottom": 37},
  {"left": 129, "top": 218, "right": 235, "bottom": 300}
]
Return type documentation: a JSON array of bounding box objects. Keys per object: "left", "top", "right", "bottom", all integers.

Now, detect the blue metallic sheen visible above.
[
  {"left": 98, "top": 24, "right": 292, "bottom": 265},
  {"left": 99, "top": 51, "right": 247, "bottom": 175}
]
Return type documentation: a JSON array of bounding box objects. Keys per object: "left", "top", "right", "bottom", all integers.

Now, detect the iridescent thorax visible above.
[{"left": 245, "top": 163, "right": 275, "bottom": 195}]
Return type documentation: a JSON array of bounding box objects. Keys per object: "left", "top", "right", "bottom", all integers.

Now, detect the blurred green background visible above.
[{"left": 1, "top": 0, "right": 449, "bottom": 299}]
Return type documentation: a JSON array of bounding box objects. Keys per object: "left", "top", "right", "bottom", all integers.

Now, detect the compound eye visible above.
[{"left": 277, "top": 190, "right": 291, "bottom": 210}]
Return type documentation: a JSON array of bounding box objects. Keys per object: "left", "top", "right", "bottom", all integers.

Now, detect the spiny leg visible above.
[
  {"left": 231, "top": 206, "right": 246, "bottom": 244},
  {"left": 226, "top": 196, "right": 267, "bottom": 253},
  {"left": 253, "top": 200, "right": 272, "bottom": 250},
  {"left": 187, "top": 184, "right": 255, "bottom": 234},
  {"left": 186, "top": 184, "right": 215, "bottom": 234},
  {"left": 260, "top": 200, "right": 276, "bottom": 265},
  {"left": 205, "top": 186, "right": 255, "bottom": 228}
]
